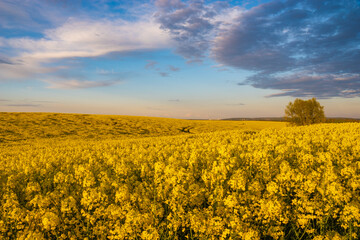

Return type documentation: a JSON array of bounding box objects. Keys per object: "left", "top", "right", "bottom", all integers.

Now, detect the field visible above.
[
  {"left": 0, "top": 113, "right": 359, "bottom": 239},
  {"left": 0, "top": 112, "right": 285, "bottom": 143}
]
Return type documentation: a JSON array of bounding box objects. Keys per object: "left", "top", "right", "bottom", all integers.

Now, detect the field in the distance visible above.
[
  {"left": 0, "top": 112, "right": 359, "bottom": 240},
  {"left": 0, "top": 112, "right": 285, "bottom": 143}
]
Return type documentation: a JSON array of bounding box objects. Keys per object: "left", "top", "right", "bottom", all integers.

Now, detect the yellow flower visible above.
[{"left": 42, "top": 212, "right": 60, "bottom": 231}]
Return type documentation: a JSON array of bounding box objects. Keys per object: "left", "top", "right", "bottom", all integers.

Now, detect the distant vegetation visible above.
[
  {"left": 326, "top": 118, "right": 360, "bottom": 123},
  {"left": 223, "top": 117, "right": 286, "bottom": 121},
  {"left": 285, "top": 98, "right": 326, "bottom": 126},
  {"left": 224, "top": 117, "right": 360, "bottom": 123}
]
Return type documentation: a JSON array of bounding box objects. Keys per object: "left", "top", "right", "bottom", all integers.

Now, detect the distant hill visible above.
[
  {"left": 223, "top": 117, "right": 360, "bottom": 123},
  {"left": 0, "top": 112, "right": 286, "bottom": 143},
  {"left": 325, "top": 117, "right": 360, "bottom": 123},
  {"left": 223, "top": 117, "right": 285, "bottom": 121}
]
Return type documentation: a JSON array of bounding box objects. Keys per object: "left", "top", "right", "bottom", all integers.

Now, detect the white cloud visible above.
[
  {"left": 43, "top": 78, "right": 120, "bottom": 89},
  {"left": 0, "top": 60, "right": 56, "bottom": 81},
  {"left": 0, "top": 15, "right": 172, "bottom": 83},
  {"left": 7, "top": 17, "right": 171, "bottom": 61},
  {"left": 211, "top": 6, "right": 243, "bottom": 31}
]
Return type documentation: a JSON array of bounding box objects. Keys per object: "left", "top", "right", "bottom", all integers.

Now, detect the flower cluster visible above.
[{"left": 0, "top": 122, "right": 359, "bottom": 239}]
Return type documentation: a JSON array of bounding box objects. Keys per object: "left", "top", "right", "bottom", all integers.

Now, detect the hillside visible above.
[{"left": 0, "top": 112, "right": 286, "bottom": 143}]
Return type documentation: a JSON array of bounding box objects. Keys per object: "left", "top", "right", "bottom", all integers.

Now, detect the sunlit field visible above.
[
  {"left": 0, "top": 112, "right": 285, "bottom": 143},
  {"left": 0, "top": 113, "right": 359, "bottom": 239}
]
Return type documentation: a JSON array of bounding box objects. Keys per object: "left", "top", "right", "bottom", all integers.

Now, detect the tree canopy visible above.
[{"left": 285, "top": 98, "right": 325, "bottom": 126}]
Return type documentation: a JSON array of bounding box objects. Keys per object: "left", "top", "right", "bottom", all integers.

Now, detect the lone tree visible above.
[{"left": 285, "top": 98, "right": 325, "bottom": 126}]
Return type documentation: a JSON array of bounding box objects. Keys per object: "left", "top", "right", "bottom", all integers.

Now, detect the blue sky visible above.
[{"left": 0, "top": 0, "right": 359, "bottom": 119}]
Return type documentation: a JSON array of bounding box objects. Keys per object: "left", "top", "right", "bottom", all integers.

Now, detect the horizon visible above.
[
  {"left": 1, "top": 0, "right": 359, "bottom": 119},
  {"left": 2, "top": 111, "right": 360, "bottom": 121}
]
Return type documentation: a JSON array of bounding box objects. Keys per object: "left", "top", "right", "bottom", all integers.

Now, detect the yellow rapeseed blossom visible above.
[{"left": 0, "top": 116, "right": 359, "bottom": 239}]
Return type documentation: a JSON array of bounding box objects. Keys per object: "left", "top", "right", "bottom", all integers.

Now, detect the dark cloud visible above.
[
  {"left": 159, "top": 72, "right": 169, "bottom": 77},
  {"left": 252, "top": 73, "right": 360, "bottom": 99},
  {"left": 155, "top": 0, "right": 228, "bottom": 61},
  {"left": 168, "top": 99, "right": 180, "bottom": 102},
  {"left": 0, "top": 58, "right": 13, "bottom": 65},
  {"left": 0, "top": 53, "right": 14, "bottom": 65},
  {"left": 169, "top": 65, "right": 180, "bottom": 71},
  {"left": 145, "top": 60, "right": 158, "bottom": 69},
  {"left": 155, "top": 0, "right": 185, "bottom": 10},
  {"left": 212, "top": 0, "right": 360, "bottom": 98}
]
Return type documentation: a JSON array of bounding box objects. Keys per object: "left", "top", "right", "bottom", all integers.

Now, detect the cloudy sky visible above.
[{"left": 0, "top": 0, "right": 359, "bottom": 119}]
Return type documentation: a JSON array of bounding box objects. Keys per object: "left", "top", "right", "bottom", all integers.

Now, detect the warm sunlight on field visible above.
[
  {"left": 0, "top": 112, "right": 286, "bottom": 143},
  {"left": 1, "top": 0, "right": 360, "bottom": 239},
  {"left": 0, "top": 113, "right": 359, "bottom": 239}
]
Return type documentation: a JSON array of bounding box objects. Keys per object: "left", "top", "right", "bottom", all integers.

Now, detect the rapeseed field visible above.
[
  {"left": 0, "top": 112, "right": 285, "bottom": 143},
  {"left": 0, "top": 113, "right": 359, "bottom": 239}
]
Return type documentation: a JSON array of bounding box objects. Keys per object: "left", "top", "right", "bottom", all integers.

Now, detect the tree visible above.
[{"left": 284, "top": 98, "right": 325, "bottom": 126}]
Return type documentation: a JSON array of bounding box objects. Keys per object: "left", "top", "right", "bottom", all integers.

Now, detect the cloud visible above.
[
  {"left": 169, "top": 65, "right": 180, "bottom": 71},
  {"left": 96, "top": 68, "right": 116, "bottom": 75},
  {"left": 168, "top": 99, "right": 180, "bottom": 102},
  {"left": 155, "top": 0, "right": 237, "bottom": 61},
  {"left": 0, "top": 0, "right": 74, "bottom": 31},
  {"left": 0, "top": 15, "right": 171, "bottom": 83},
  {"left": 0, "top": 0, "right": 47, "bottom": 30},
  {"left": 0, "top": 59, "right": 12, "bottom": 64},
  {"left": 43, "top": 78, "right": 120, "bottom": 89},
  {"left": 155, "top": 0, "right": 185, "bottom": 10},
  {"left": 145, "top": 60, "right": 158, "bottom": 69},
  {"left": 6, "top": 17, "right": 170, "bottom": 61},
  {"left": 2, "top": 0, "right": 358, "bottom": 99},
  {"left": 256, "top": 73, "right": 360, "bottom": 98},
  {"left": 0, "top": 59, "right": 56, "bottom": 81},
  {"left": 5, "top": 104, "right": 41, "bottom": 107},
  {"left": 0, "top": 56, "right": 13, "bottom": 65},
  {"left": 159, "top": 72, "right": 169, "bottom": 77},
  {"left": 212, "top": 0, "right": 360, "bottom": 98},
  {"left": 211, "top": 64, "right": 229, "bottom": 72}
]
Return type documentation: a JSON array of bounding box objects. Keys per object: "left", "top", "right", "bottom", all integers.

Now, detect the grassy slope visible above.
[{"left": 0, "top": 112, "right": 286, "bottom": 143}]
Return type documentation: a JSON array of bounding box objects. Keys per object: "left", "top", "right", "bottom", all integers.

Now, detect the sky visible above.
[{"left": 0, "top": 0, "right": 359, "bottom": 119}]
